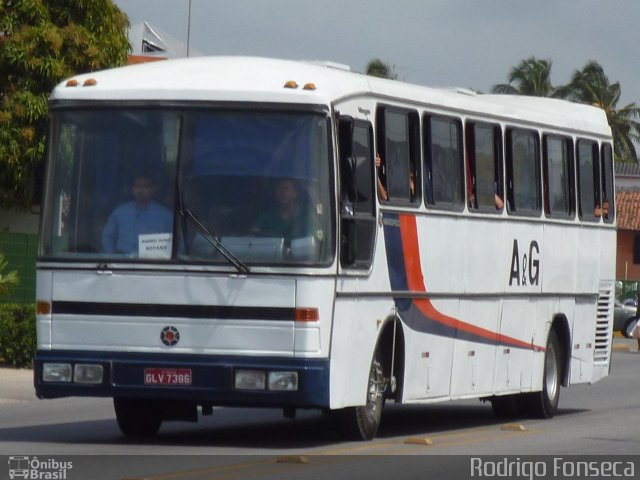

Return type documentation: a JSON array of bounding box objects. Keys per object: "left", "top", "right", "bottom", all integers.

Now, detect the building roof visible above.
[
  {"left": 128, "top": 22, "right": 202, "bottom": 59},
  {"left": 615, "top": 162, "right": 640, "bottom": 177},
  {"left": 616, "top": 189, "right": 640, "bottom": 230}
]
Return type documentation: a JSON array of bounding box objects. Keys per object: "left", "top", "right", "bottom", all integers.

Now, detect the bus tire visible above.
[
  {"left": 113, "top": 397, "right": 163, "bottom": 438},
  {"left": 339, "top": 351, "right": 385, "bottom": 441},
  {"left": 526, "top": 330, "right": 562, "bottom": 418}
]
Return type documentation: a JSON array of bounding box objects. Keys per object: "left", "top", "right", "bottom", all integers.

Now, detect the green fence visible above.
[
  {"left": 0, "top": 232, "right": 37, "bottom": 304},
  {"left": 617, "top": 280, "right": 639, "bottom": 305}
]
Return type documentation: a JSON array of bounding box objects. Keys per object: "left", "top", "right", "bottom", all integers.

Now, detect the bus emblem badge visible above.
[{"left": 160, "top": 326, "right": 180, "bottom": 346}]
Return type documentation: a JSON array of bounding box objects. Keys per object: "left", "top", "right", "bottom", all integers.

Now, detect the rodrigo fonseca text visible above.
[{"left": 470, "top": 457, "right": 635, "bottom": 479}]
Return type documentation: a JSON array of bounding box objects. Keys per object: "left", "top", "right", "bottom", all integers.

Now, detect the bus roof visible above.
[{"left": 51, "top": 56, "right": 611, "bottom": 137}]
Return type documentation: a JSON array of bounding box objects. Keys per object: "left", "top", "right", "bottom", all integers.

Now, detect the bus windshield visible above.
[{"left": 41, "top": 108, "right": 334, "bottom": 266}]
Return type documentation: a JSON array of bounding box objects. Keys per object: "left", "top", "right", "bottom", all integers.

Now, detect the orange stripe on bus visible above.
[{"left": 398, "top": 214, "right": 543, "bottom": 351}]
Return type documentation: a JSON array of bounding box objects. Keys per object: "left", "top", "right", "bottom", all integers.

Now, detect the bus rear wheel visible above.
[
  {"left": 113, "top": 397, "right": 163, "bottom": 438},
  {"left": 525, "top": 330, "right": 562, "bottom": 418}
]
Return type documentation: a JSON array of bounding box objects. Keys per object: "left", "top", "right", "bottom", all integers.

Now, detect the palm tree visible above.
[
  {"left": 366, "top": 58, "right": 397, "bottom": 80},
  {"left": 491, "top": 57, "right": 559, "bottom": 97},
  {"left": 562, "top": 61, "right": 640, "bottom": 162}
]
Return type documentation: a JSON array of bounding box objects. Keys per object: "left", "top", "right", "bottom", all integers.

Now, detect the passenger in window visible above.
[
  {"left": 494, "top": 182, "right": 504, "bottom": 209},
  {"left": 594, "top": 205, "right": 603, "bottom": 217},
  {"left": 594, "top": 201, "right": 609, "bottom": 219},
  {"left": 409, "top": 166, "right": 417, "bottom": 199},
  {"left": 102, "top": 174, "right": 173, "bottom": 254},
  {"left": 375, "top": 154, "right": 389, "bottom": 201},
  {"left": 253, "top": 178, "right": 319, "bottom": 240},
  {"left": 468, "top": 179, "right": 503, "bottom": 210}
]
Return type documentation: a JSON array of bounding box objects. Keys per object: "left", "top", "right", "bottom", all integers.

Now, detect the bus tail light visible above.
[{"left": 294, "top": 307, "right": 318, "bottom": 322}]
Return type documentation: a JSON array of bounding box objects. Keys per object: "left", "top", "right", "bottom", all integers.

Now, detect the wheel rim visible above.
[
  {"left": 364, "top": 360, "right": 384, "bottom": 421},
  {"left": 544, "top": 343, "right": 559, "bottom": 402}
]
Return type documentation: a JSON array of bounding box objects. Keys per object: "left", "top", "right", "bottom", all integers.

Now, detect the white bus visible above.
[{"left": 35, "top": 57, "right": 616, "bottom": 440}]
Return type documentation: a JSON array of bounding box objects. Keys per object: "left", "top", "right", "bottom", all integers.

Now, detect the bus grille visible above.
[{"left": 594, "top": 283, "right": 614, "bottom": 364}]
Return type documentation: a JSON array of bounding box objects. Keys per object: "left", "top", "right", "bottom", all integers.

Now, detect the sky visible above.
[{"left": 113, "top": 0, "right": 640, "bottom": 106}]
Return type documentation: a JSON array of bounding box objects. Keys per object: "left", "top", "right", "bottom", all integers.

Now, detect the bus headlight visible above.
[
  {"left": 234, "top": 369, "right": 266, "bottom": 390},
  {"left": 73, "top": 364, "right": 104, "bottom": 384},
  {"left": 268, "top": 371, "right": 298, "bottom": 391},
  {"left": 42, "top": 363, "right": 72, "bottom": 382}
]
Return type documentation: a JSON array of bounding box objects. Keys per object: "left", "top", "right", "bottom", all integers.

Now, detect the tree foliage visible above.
[
  {"left": 562, "top": 61, "right": 640, "bottom": 162},
  {"left": 491, "top": 56, "right": 559, "bottom": 97},
  {"left": 0, "top": 251, "right": 18, "bottom": 298},
  {"left": 492, "top": 57, "right": 640, "bottom": 162},
  {"left": 0, "top": 0, "right": 130, "bottom": 209},
  {"left": 366, "top": 58, "right": 397, "bottom": 80}
]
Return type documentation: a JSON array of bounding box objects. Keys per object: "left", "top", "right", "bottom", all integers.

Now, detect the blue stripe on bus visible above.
[{"left": 382, "top": 212, "right": 538, "bottom": 351}]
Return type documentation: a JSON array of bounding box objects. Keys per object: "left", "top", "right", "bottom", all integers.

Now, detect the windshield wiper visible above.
[{"left": 179, "top": 206, "right": 250, "bottom": 274}]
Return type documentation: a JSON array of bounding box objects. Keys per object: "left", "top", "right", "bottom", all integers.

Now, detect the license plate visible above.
[{"left": 144, "top": 368, "right": 192, "bottom": 385}]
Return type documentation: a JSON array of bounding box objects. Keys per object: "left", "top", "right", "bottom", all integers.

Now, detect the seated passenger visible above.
[
  {"left": 102, "top": 175, "right": 172, "bottom": 254},
  {"left": 252, "top": 178, "right": 318, "bottom": 240}
]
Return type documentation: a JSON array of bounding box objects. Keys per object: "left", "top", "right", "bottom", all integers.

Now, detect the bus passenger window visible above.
[
  {"left": 506, "top": 128, "right": 541, "bottom": 216},
  {"left": 340, "top": 121, "right": 375, "bottom": 215},
  {"left": 425, "top": 115, "right": 464, "bottom": 210},
  {"left": 338, "top": 116, "right": 376, "bottom": 269},
  {"left": 601, "top": 143, "right": 615, "bottom": 223},
  {"left": 466, "top": 122, "right": 503, "bottom": 212},
  {"left": 376, "top": 107, "right": 420, "bottom": 205},
  {"left": 577, "top": 139, "right": 600, "bottom": 222},
  {"left": 543, "top": 135, "right": 573, "bottom": 219}
]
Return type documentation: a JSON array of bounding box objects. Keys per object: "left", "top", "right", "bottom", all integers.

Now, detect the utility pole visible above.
[{"left": 186, "top": 0, "right": 192, "bottom": 58}]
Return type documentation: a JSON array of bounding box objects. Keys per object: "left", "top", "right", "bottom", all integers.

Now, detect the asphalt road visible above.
[{"left": 1, "top": 337, "right": 639, "bottom": 479}]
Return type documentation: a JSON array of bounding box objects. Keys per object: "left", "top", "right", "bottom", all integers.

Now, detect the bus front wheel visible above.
[
  {"left": 526, "top": 330, "right": 562, "bottom": 418},
  {"left": 339, "top": 350, "right": 386, "bottom": 441},
  {"left": 113, "top": 397, "right": 163, "bottom": 438}
]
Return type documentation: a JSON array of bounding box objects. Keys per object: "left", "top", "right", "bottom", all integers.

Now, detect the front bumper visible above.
[{"left": 34, "top": 350, "right": 330, "bottom": 408}]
